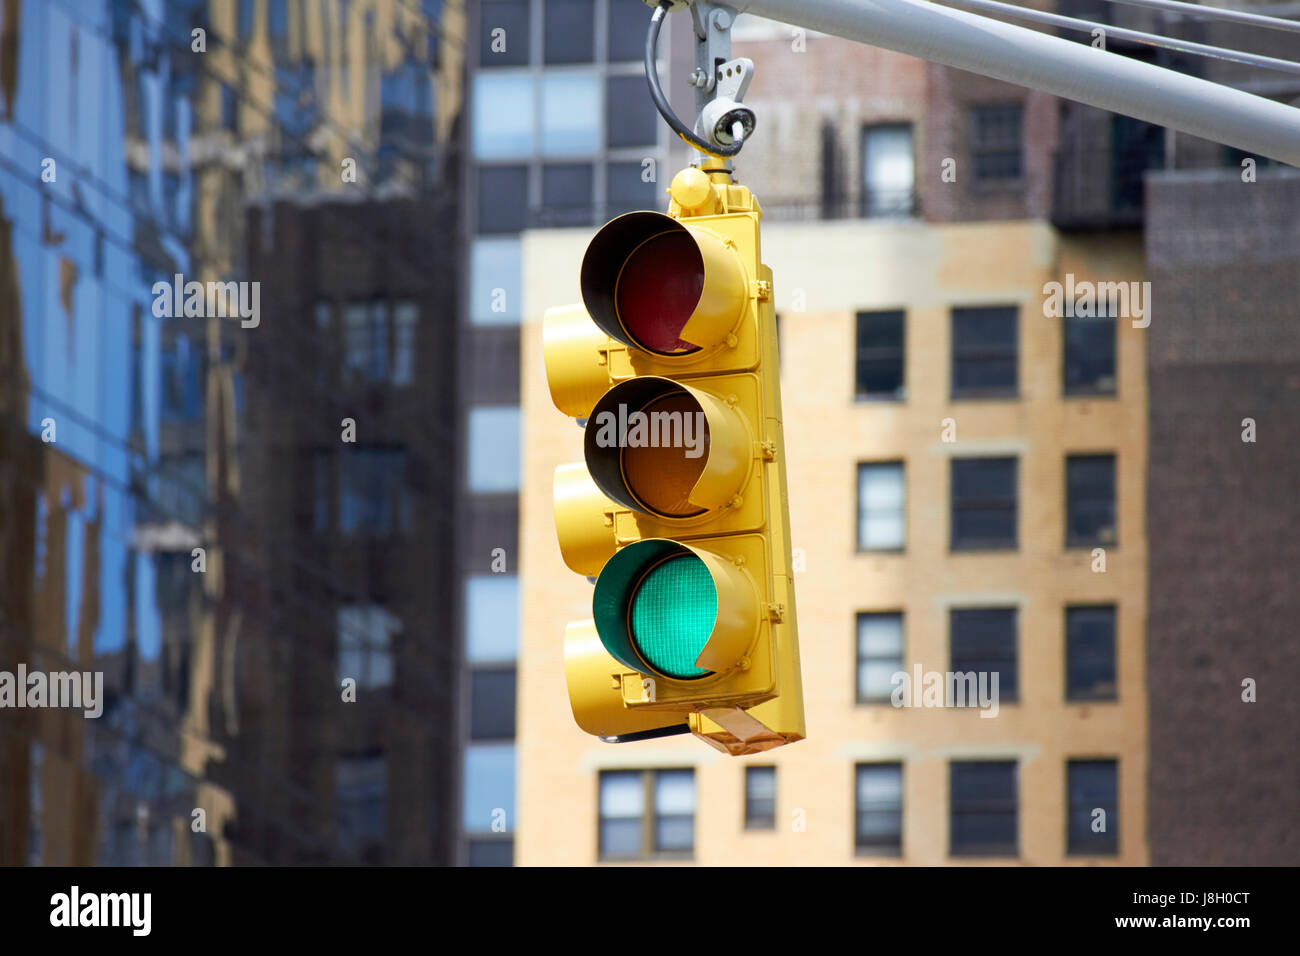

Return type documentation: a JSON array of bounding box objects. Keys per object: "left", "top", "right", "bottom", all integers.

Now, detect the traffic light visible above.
[{"left": 543, "top": 161, "right": 804, "bottom": 756}]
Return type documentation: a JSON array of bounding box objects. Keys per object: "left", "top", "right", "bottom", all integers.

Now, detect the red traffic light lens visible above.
[{"left": 615, "top": 231, "right": 704, "bottom": 355}]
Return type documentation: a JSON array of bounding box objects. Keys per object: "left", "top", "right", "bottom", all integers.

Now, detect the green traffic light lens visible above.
[{"left": 629, "top": 554, "right": 717, "bottom": 680}]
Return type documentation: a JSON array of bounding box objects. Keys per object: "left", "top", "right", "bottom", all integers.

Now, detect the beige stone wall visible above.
[{"left": 517, "top": 215, "right": 1148, "bottom": 866}]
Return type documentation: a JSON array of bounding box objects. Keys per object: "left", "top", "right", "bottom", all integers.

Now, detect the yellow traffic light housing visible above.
[{"left": 544, "top": 162, "right": 804, "bottom": 756}]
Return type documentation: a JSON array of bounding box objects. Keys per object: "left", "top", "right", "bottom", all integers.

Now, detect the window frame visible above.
[
  {"left": 969, "top": 102, "right": 1025, "bottom": 186},
  {"left": 468, "top": 665, "right": 518, "bottom": 741},
  {"left": 476, "top": 163, "right": 530, "bottom": 234},
  {"left": 949, "top": 607, "right": 1019, "bottom": 704},
  {"left": 597, "top": 768, "right": 696, "bottom": 862},
  {"left": 856, "top": 611, "right": 905, "bottom": 705},
  {"left": 855, "top": 762, "right": 904, "bottom": 857},
  {"left": 336, "top": 604, "right": 399, "bottom": 691},
  {"left": 854, "top": 309, "right": 906, "bottom": 401},
  {"left": 856, "top": 461, "right": 906, "bottom": 554},
  {"left": 543, "top": 0, "right": 596, "bottom": 65},
  {"left": 861, "top": 122, "right": 917, "bottom": 219},
  {"left": 466, "top": 405, "right": 523, "bottom": 494},
  {"left": 1065, "top": 453, "right": 1117, "bottom": 549},
  {"left": 950, "top": 456, "right": 1018, "bottom": 552},
  {"left": 743, "top": 766, "right": 777, "bottom": 831},
  {"left": 318, "top": 445, "right": 411, "bottom": 537},
  {"left": 1063, "top": 314, "right": 1117, "bottom": 397},
  {"left": 1066, "top": 758, "right": 1119, "bottom": 857},
  {"left": 479, "top": 0, "right": 532, "bottom": 68},
  {"left": 1065, "top": 604, "right": 1118, "bottom": 702},
  {"left": 950, "top": 305, "right": 1019, "bottom": 400},
  {"left": 949, "top": 760, "right": 1019, "bottom": 858}
]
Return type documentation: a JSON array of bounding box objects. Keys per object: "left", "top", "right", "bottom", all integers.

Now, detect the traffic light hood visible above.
[
  {"left": 580, "top": 211, "right": 748, "bottom": 357},
  {"left": 583, "top": 376, "right": 751, "bottom": 520},
  {"left": 592, "top": 539, "right": 760, "bottom": 682}
]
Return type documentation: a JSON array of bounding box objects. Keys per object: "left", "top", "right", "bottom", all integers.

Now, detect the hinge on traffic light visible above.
[
  {"left": 760, "top": 439, "right": 777, "bottom": 461},
  {"left": 766, "top": 602, "right": 785, "bottom": 623},
  {"left": 750, "top": 279, "right": 772, "bottom": 300}
]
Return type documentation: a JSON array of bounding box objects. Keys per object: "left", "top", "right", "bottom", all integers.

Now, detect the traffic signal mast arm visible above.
[{"left": 652, "top": 0, "right": 1300, "bottom": 167}]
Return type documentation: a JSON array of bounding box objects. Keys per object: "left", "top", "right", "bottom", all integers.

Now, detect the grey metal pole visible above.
[{"left": 735, "top": 0, "right": 1300, "bottom": 166}]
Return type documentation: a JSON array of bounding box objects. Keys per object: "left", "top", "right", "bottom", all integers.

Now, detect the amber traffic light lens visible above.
[
  {"left": 615, "top": 231, "right": 704, "bottom": 354},
  {"left": 621, "top": 392, "right": 710, "bottom": 517}
]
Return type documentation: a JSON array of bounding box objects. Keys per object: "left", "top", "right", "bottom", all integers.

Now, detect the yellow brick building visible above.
[{"left": 516, "top": 211, "right": 1148, "bottom": 866}]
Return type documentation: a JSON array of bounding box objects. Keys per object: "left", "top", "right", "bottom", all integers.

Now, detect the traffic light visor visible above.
[
  {"left": 581, "top": 212, "right": 747, "bottom": 357},
  {"left": 584, "top": 376, "right": 751, "bottom": 520},
  {"left": 593, "top": 539, "right": 759, "bottom": 682}
]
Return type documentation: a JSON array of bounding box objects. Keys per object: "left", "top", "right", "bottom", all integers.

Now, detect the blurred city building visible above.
[{"left": 1, "top": 0, "right": 469, "bottom": 865}]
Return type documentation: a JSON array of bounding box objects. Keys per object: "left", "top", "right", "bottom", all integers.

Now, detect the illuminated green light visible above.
[{"left": 629, "top": 554, "right": 716, "bottom": 679}]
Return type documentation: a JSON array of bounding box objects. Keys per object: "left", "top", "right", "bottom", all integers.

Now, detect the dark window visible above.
[
  {"left": 950, "top": 608, "right": 1018, "bottom": 702},
  {"left": 163, "top": 172, "right": 182, "bottom": 226},
  {"left": 970, "top": 103, "right": 1023, "bottom": 183},
  {"left": 541, "top": 163, "right": 593, "bottom": 227},
  {"left": 855, "top": 763, "right": 903, "bottom": 856},
  {"left": 952, "top": 305, "right": 1017, "bottom": 398},
  {"left": 950, "top": 761, "right": 1017, "bottom": 857},
  {"left": 545, "top": 0, "right": 595, "bottom": 63},
  {"left": 951, "top": 457, "right": 1017, "bottom": 550},
  {"left": 1064, "top": 315, "right": 1116, "bottom": 395},
  {"left": 598, "top": 769, "right": 694, "bottom": 861},
  {"left": 480, "top": 0, "right": 531, "bottom": 66},
  {"left": 269, "top": 0, "right": 288, "bottom": 41},
  {"left": 606, "top": 161, "right": 659, "bottom": 217},
  {"left": 857, "top": 612, "right": 903, "bottom": 703},
  {"left": 606, "top": 75, "right": 659, "bottom": 148},
  {"left": 331, "top": 299, "right": 415, "bottom": 387},
  {"left": 1111, "top": 114, "right": 1163, "bottom": 212},
  {"left": 338, "top": 448, "right": 411, "bottom": 535},
  {"left": 1067, "top": 759, "right": 1118, "bottom": 855},
  {"left": 855, "top": 310, "right": 905, "bottom": 399},
  {"left": 477, "top": 165, "right": 529, "bottom": 234},
  {"left": 160, "top": 336, "right": 204, "bottom": 422},
  {"left": 342, "top": 302, "right": 387, "bottom": 382},
  {"left": 336, "top": 755, "right": 386, "bottom": 862},
  {"left": 609, "top": 0, "right": 650, "bottom": 60},
  {"left": 820, "top": 122, "right": 841, "bottom": 218},
  {"left": 470, "top": 668, "right": 517, "bottom": 740},
  {"left": 744, "top": 766, "right": 776, "bottom": 830},
  {"left": 156, "top": 452, "right": 205, "bottom": 527},
  {"left": 238, "top": 0, "right": 255, "bottom": 40},
  {"left": 273, "top": 64, "right": 316, "bottom": 141},
  {"left": 1066, "top": 606, "right": 1117, "bottom": 701},
  {"left": 220, "top": 83, "right": 238, "bottom": 131},
  {"left": 337, "top": 606, "right": 397, "bottom": 690},
  {"left": 467, "top": 838, "right": 514, "bottom": 866},
  {"left": 1066, "top": 454, "right": 1116, "bottom": 547},
  {"left": 381, "top": 57, "right": 434, "bottom": 125}
]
